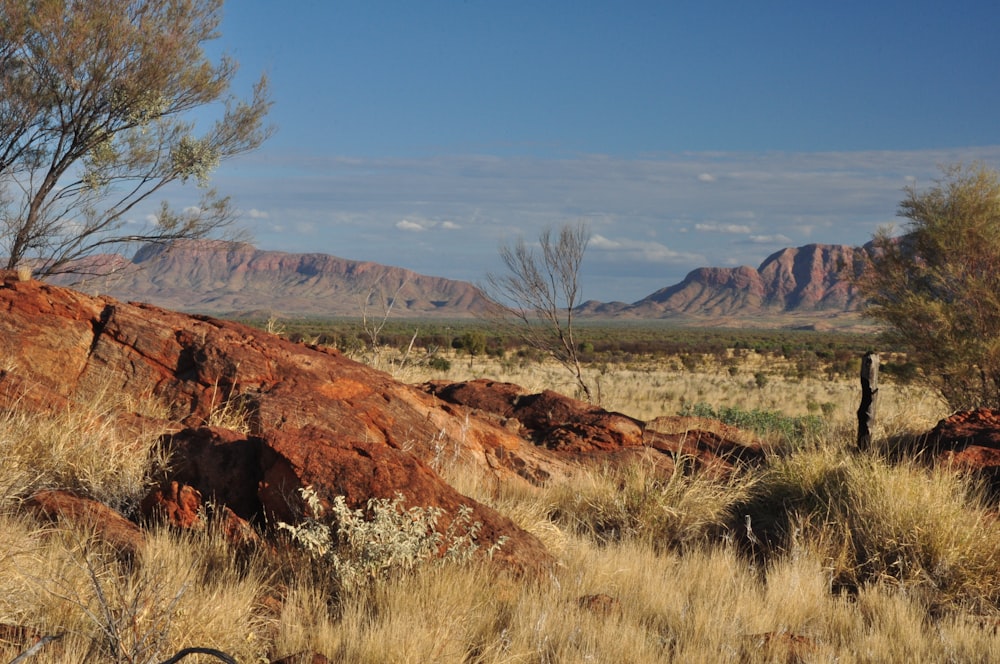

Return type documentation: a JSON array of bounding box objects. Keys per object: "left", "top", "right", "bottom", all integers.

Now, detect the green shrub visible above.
[
  {"left": 452, "top": 331, "right": 487, "bottom": 356},
  {"left": 679, "top": 402, "right": 824, "bottom": 444},
  {"left": 427, "top": 356, "right": 451, "bottom": 372}
]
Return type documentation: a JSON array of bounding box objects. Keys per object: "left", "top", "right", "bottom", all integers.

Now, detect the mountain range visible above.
[{"left": 59, "top": 239, "right": 869, "bottom": 324}]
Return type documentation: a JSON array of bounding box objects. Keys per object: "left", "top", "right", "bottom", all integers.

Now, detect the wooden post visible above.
[{"left": 857, "top": 351, "right": 879, "bottom": 450}]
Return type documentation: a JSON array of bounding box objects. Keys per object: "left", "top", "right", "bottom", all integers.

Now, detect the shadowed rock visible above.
[
  {"left": 928, "top": 408, "right": 1000, "bottom": 489},
  {"left": 26, "top": 490, "right": 144, "bottom": 556}
]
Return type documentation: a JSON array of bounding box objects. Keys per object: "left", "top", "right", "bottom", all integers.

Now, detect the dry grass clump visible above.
[
  {"left": 543, "top": 456, "right": 758, "bottom": 552},
  {"left": 739, "top": 442, "right": 1000, "bottom": 613},
  {"left": 0, "top": 390, "right": 168, "bottom": 512},
  {"left": 0, "top": 519, "right": 273, "bottom": 663}
]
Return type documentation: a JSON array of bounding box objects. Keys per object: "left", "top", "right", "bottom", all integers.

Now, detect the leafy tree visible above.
[
  {"left": 858, "top": 164, "right": 1000, "bottom": 410},
  {"left": 0, "top": 0, "right": 272, "bottom": 278},
  {"left": 483, "top": 221, "right": 594, "bottom": 402}
]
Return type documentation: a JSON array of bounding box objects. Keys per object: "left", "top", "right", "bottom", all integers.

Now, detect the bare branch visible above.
[{"left": 483, "top": 221, "right": 594, "bottom": 402}]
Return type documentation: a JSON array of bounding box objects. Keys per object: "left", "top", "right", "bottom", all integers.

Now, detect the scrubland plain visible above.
[{"left": 6, "top": 343, "right": 1000, "bottom": 663}]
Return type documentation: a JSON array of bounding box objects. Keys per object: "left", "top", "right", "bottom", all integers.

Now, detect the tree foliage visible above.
[
  {"left": 858, "top": 164, "right": 1000, "bottom": 410},
  {"left": 483, "top": 221, "right": 594, "bottom": 402},
  {"left": 0, "top": 0, "right": 272, "bottom": 277}
]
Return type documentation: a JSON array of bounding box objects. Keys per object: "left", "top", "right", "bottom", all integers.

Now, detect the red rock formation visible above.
[
  {"left": 0, "top": 271, "right": 762, "bottom": 570},
  {"left": 598, "top": 243, "right": 869, "bottom": 318},
  {"left": 141, "top": 481, "right": 204, "bottom": 529},
  {"left": 423, "top": 379, "right": 644, "bottom": 453},
  {"left": 930, "top": 408, "right": 1000, "bottom": 449}
]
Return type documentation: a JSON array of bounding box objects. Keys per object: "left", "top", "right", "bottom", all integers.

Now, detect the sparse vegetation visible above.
[
  {"left": 679, "top": 402, "right": 826, "bottom": 447},
  {"left": 483, "top": 221, "right": 596, "bottom": 402},
  {"left": 7, "top": 328, "right": 1000, "bottom": 662},
  {"left": 277, "top": 488, "right": 503, "bottom": 593}
]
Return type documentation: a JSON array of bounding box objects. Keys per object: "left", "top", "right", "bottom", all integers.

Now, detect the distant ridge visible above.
[
  {"left": 64, "top": 239, "right": 491, "bottom": 317},
  {"left": 57, "top": 240, "right": 869, "bottom": 323}
]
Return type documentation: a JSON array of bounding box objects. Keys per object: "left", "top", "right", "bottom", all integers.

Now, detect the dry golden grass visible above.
[
  {"left": 0, "top": 521, "right": 275, "bottom": 663},
  {"left": 0, "top": 387, "right": 169, "bottom": 512},
  {"left": 4, "top": 347, "right": 1000, "bottom": 662},
  {"left": 403, "top": 350, "right": 950, "bottom": 432}
]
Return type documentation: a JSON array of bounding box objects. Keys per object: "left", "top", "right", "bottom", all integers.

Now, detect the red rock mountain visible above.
[
  {"left": 578, "top": 243, "right": 869, "bottom": 319},
  {"left": 64, "top": 239, "right": 490, "bottom": 317}
]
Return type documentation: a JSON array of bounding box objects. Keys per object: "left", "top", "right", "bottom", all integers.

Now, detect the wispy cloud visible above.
[
  {"left": 395, "top": 219, "right": 426, "bottom": 232},
  {"left": 748, "top": 233, "right": 793, "bottom": 245},
  {"left": 695, "top": 222, "right": 753, "bottom": 234}
]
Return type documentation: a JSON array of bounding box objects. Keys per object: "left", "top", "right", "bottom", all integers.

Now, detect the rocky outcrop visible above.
[
  {"left": 26, "top": 490, "right": 145, "bottom": 556},
  {"left": 423, "top": 379, "right": 764, "bottom": 476},
  {"left": 0, "top": 272, "right": 552, "bottom": 568},
  {"left": 422, "top": 379, "right": 644, "bottom": 453},
  {"left": 0, "top": 271, "right": 762, "bottom": 568}
]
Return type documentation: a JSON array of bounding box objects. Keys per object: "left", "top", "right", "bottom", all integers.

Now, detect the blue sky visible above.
[{"left": 188, "top": 1, "right": 1000, "bottom": 302}]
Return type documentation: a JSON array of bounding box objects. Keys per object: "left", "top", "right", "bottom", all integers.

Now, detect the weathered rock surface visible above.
[
  {"left": 0, "top": 271, "right": 762, "bottom": 569},
  {"left": 424, "top": 380, "right": 764, "bottom": 475},
  {"left": 422, "top": 379, "right": 644, "bottom": 453},
  {"left": 644, "top": 416, "right": 767, "bottom": 475}
]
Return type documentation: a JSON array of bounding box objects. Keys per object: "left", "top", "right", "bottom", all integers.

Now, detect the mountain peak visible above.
[{"left": 575, "top": 242, "right": 867, "bottom": 320}]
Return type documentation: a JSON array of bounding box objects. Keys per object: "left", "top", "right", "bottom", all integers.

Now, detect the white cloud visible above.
[
  {"left": 440, "top": 220, "right": 461, "bottom": 230},
  {"left": 591, "top": 234, "right": 702, "bottom": 264},
  {"left": 695, "top": 222, "right": 752, "bottom": 234},
  {"left": 396, "top": 219, "right": 426, "bottom": 232},
  {"left": 748, "top": 234, "right": 793, "bottom": 244},
  {"left": 697, "top": 172, "right": 716, "bottom": 182},
  {"left": 246, "top": 208, "right": 269, "bottom": 219}
]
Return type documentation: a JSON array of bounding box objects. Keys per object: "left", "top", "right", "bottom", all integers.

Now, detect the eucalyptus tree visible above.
[
  {"left": 0, "top": 0, "right": 271, "bottom": 277},
  {"left": 859, "top": 164, "right": 1000, "bottom": 410}
]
